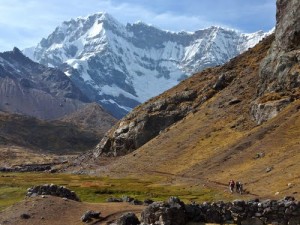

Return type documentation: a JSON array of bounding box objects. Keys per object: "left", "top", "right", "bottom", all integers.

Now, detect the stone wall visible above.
[{"left": 120, "top": 197, "right": 300, "bottom": 225}]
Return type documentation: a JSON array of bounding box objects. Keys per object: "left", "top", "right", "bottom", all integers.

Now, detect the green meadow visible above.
[{"left": 0, "top": 172, "right": 227, "bottom": 211}]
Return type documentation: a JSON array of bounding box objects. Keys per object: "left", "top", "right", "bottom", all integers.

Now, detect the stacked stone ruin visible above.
[
  {"left": 26, "top": 184, "right": 80, "bottom": 201},
  {"left": 115, "top": 196, "right": 300, "bottom": 225}
]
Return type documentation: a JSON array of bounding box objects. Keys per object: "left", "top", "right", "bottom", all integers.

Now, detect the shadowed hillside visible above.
[{"left": 0, "top": 112, "right": 100, "bottom": 154}]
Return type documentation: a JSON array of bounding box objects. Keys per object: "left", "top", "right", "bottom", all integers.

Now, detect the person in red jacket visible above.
[{"left": 229, "top": 180, "right": 235, "bottom": 193}]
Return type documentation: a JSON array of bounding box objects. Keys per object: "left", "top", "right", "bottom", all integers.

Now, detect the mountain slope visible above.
[
  {"left": 60, "top": 102, "right": 117, "bottom": 137},
  {"left": 76, "top": 0, "right": 300, "bottom": 199},
  {"left": 24, "top": 13, "right": 269, "bottom": 118},
  {"left": 0, "top": 112, "right": 100, "bottom": 153},
  {"left": 0, "top": 48, "right": 89, "bottom": 120},
  {"left": 92, "top": 34, "right": 274, "bottom": 157},
  {"left": 84, "top": 35, "right": 299, "bottom": 199},
  {"left": 0, "top": 47, "right": 117, "bottom": 136}
]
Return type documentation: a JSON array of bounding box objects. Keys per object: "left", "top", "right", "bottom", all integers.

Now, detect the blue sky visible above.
[{"left": 0, "top": 0, "right": 276, "bottom": 51}]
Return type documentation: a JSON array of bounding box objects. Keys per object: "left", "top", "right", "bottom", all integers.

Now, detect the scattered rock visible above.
[
  {"left": 266, "top": 167, "right": 273, "bottom": 173},
  {"left": 106, "top": 196, "right": 145, "bottom": 205},
  {"left": 106, "top": 197, "right": 123, "bottom": 202},
  {"left": 255, "top": 152, "right": 265, "bottom": 159},
  {"left": 122, "top": 196, "right": 134, "bottom": 202},
  {"left": 116, "top": 212, "right": 140, "bottom": 225},
  {"left": 80, "top": 210, "right": 101, "bottom": 223},
  {"left": 213, "top": 74, "right": 226, "bottom": 90},
  {"left": 229, "top": 98, "right": 242, "bottom": 105},
  {"left": 130, "top": 199, "right": 143, "bottom": 205},
  {"left": 20, "top": 213, "right": 30, "bottom": 219},
  {"left": 143, "top": 199, "right": 154, "bottom": 206}
]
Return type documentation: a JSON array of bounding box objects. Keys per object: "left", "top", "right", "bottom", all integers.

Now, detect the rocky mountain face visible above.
[
  {"left": 92, "top": 36, "right": 274, "bottom": 157},
  {"left": 251, "top": 0, "right": 300, "bottom": 124},
  {"left": 0, "top": 47, "right": 89, "bottom": 120},
  {"left": 0, "top": 47, "right": 116, "bottom": 134},
  {"left": 24, "top": 13, "right": 269, "bottom": 118}
]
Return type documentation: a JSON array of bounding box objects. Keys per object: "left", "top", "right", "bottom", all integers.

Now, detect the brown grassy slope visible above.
[
  {"left": 0, "top": 145, "right": 70, "bottom": 167},
  {"left": 0, "top": 112, "right": 100, "bottom": 154},
  {"left": 90, "top": 35, "right": 299, "bottom": 199},
  {"left": 60, "top": 102, "right": 117, "bottom": 137}
]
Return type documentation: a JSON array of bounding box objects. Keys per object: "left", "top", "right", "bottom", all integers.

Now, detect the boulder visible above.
[
  {"left": 106, "top": 197, "right": 123, "bottom": 202},
  {"left": 251, "top": 98, "right": 291, "bottom": 125},
  {"left": 20, "top": 213, "right": 31, "bottom": 219},
  {"left": 80, "top": 210, "right": 101, "bottom": 223},
  {"left": 116, "top": 212, "right": 140, "bottom": 225},
  {"left": 213, "top": 74, "right": 226, "bottom": 90},
  {"left": 141, "top": 197, "right": 186, "bottom": 225}
]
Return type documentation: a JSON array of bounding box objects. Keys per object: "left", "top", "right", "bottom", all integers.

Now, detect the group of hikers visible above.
[{"left": 228, "top": 180, "right": 243, "bottom": 194}]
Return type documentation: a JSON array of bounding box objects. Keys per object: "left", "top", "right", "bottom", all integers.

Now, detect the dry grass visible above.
[{"left": 86, "top": 35, "right": 299, "bottom": 200}]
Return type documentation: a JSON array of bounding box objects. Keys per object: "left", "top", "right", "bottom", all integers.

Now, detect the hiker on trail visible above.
[
  {"left": 236, "top": 181, "right": 243, "bottom": 194},
  {"left": 229, "top": 180, "right": 235, "bottom": 193},
  {"left": 236, "top": 181, "right": 240, "bottom": 193}
]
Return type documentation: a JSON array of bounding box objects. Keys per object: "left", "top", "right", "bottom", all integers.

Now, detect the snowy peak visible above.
[{"left": 25, "top": 13, "right": 270, "bottom": 118}]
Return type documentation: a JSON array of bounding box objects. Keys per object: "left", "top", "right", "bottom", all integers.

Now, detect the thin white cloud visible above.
[{"left": 0, "top": 0, "right": 273, "bottom": 51}]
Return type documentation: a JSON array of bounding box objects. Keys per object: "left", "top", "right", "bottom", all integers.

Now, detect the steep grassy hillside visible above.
[{"left": 79, "top": 35, "right": 299, "bottom": 199}]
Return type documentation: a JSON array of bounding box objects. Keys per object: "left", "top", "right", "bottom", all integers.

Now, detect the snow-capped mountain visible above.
[{"left": 24, "top": 12, "right": 269, "bottom": 118}]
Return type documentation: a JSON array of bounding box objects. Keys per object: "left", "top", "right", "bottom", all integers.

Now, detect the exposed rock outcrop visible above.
[
  {"left": 92, "top": 69, "right": 237, "bottom": 157},
  {"left": 253, "top": 0, "right": 300, "bottom": 124},
  {"left": 94, "top": 91, "right": 199, "bottom": 156},
  {"left": 250, "top": 97, "right": 291, "bottom": 124}
]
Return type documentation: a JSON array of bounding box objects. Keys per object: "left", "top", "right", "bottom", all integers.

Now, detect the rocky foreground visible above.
[
  {"left": 9, "top": 185, "right": 300, "bottom": 225},
  {"left": 116, "top": 196, "right": 299, "bottom": 225}
]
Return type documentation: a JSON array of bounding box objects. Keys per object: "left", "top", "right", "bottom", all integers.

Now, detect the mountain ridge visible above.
[{"left": 24, "top": 12, "right": 270, "bottom": 118}]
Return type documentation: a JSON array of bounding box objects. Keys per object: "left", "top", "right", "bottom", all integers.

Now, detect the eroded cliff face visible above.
[
  {"left": 252, "top": 0, "right": 300, "bottom": 124},
  {"left": 275, "top": 0, "right": 300, "bottom": 52}
]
